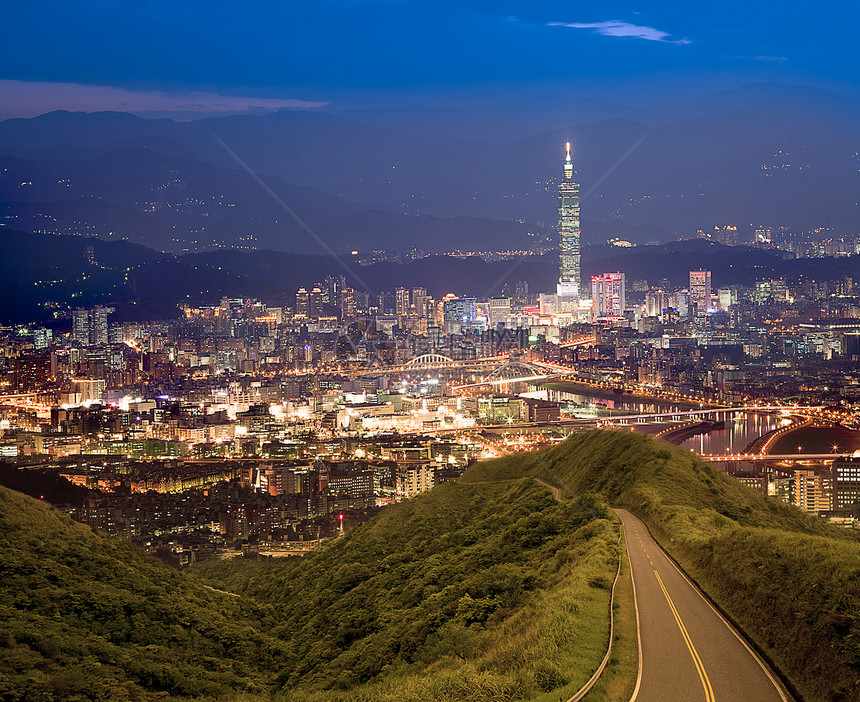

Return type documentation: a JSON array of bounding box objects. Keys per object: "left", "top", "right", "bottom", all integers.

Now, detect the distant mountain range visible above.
[
  {"left": 3, "top": 228, "right": 860, "bottom": 324},
  {"left": 1, "top": 83, "right": 858, "bottom": 257}
]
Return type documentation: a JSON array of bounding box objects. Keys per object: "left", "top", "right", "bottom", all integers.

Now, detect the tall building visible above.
[
  {"left": 755, "top": 227, "right": 772, "bottom": 247},
  {"left": 487, "top": 297, "right": 512, "bottom": 327},
  {"left": 557, "top": 142, "right": 581, "bottom": 304},
  {"left": 309, "top": 287, "right": 324, "bottom": 318},
  {"left": 591, "top": 272, "right": 626, "bottom": 320},
  {"left": 395, "top": 287, "right": 410, "bottom": 317},
  {"left": 33, "top": 327, "right": 52, "bottom": 350},
  {"left": 295, "top": 288, "right": 309, "bottom": 317},
  {"left": 645, "top": 290, "right": 667, "bottom": 319},
  {"left": 340, "top": 287, "right": 357, "bottom": 320},
  {"left": 514, "top": 280, "right": 529, "bottom": 299},
  {"left": 376, "top": 292, "right": 396, "bottom": 315},
  {"left": 770, "top": 278, "right": 788, "bottom": 302},
  {"left": 72, "top": 309, "right": 90, "bottom": 345},
  {"left": 689, "top": 270, "right": 712, "bottom": 313},
  {"left": 831, "top": 456, "right": 860, "bottom": 509},
  {"left": 324, "top": 275, "right": 346, "bottom": 304},
  {"left": 72, "top": 307, "right": 112, "bottom": 346},
  {"left": 411, "top": 287, "right": 428, "bottom": 315},
  {"left": 717, "top": 288, "right": 736, "bottom": 311},
  {"left": 712, "top": 225, "right": 738, "bottom": 246},
  {"left": 90, "top": 307, "right": 110, "bottom": 346},
  {"left": 443, "top": 296, "right": 477, "bottom": 335},
  {"left": 794, "top": 469, "right": 832, "bottom": 513}
]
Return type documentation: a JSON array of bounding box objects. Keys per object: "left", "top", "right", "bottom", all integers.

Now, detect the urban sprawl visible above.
[{"left": 4, "top": 146, "right": 860, "bottom": 563}]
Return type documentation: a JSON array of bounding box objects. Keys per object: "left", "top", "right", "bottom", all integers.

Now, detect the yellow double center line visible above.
[{"left": 655, "top": 569, "right": 715, "bottom": 702}]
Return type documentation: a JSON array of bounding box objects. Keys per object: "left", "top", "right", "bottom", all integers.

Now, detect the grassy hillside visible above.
[
  {"left": 0, "top": 485, "right": 286, "bottom": 701},
  {"left": 463, "top": 430, "right": 860, "bottom": 702},
  {"left": 1, "top": 473, "right": 622, "bottom": 701},
  {"left": 190, "top": 478, "right": 621, "bottom": 701}
]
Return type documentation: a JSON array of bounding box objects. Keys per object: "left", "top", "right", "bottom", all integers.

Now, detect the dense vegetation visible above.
[
  {"left": 465, "top": 430, "right": 860, "bottom": 702},
  {"left": 191, "top": 478, "right": 620, "bottom": 701},
  {"left": 0, "top": 485, "right": 286, "bottom": 701},
  {"left": 0, "top": 471, "right": 621, "bottom": 700}
]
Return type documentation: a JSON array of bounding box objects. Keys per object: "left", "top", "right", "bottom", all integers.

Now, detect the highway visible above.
[
  {"left": 701, "top": 452, "right": 853, "bottom": 462},
  {"left": 616, "top": 509, "right": 789, "bottom": 702}
]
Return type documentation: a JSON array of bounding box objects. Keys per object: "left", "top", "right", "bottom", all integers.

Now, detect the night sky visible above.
[{"left": 2, "top": 1, "right": 858, "bottom": 116}]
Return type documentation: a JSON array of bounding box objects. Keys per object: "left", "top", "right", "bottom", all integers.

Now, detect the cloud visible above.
[
  {"left": 755, "top": 55, "right": 788, "bottom": 62},
  {"left": 548, "top": 20, "right": 691, "bottom": 45},
  {"left": 0, "top": 80, "right": 328, "bottom": 121}
]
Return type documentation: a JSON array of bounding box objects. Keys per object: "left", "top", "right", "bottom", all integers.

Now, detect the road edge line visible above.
[
  {"left": 567, "top": 525, "right": 625, "bottom": 702},
  {"left": 620, "top": 515, "right": 644, "bottom": 702}
]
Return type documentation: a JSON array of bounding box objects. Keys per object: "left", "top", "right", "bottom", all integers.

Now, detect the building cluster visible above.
[
  {"left": 3, "top": 142, "right": 860, "bottom": 558},
  {"left": 728, "top": 452, "right": 860, "bottom": 527},
  {"left": 54, "top": 440, "right": 469, "bottom": 557}
]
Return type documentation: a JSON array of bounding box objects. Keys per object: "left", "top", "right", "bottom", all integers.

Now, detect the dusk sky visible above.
[{"left": 2, "top": 1, "right": 859, "bottom": 117}]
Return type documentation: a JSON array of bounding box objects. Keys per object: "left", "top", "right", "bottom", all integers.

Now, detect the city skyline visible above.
[
  {"left": 2, "top": 130, "right": 860, "bottom": 702},
  {"left": 2, "top": 3, "right": 860, "bottom": 702}
]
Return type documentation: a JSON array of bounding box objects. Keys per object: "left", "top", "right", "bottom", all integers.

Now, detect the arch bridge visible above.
[
  {"left": 487, "top": 361, "right": 542, "bottom": 379},
  {"left": 405, "top": 353, "right": 456, "bottom": 369}
]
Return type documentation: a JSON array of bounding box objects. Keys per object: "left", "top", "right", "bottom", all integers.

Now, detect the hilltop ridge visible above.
[
  {"left": 465, "top": 431, "right": 860, "bottom": 702},
  {"left": 0, "top": 467, "right": 621, "bottom": 701},
  {"left": 4, "top": 430, "right": 859, "bottom": 701},
  {"left": 190, "top": 477, "right": 620, "bottom": 701}
]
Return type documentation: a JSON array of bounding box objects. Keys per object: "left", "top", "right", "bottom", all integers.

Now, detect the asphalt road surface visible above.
[{"left": 615, "top": 509, "right": 790, "bottom": 702}]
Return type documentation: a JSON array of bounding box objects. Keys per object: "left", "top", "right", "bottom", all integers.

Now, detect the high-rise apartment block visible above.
[
  {"left": 645, "top": 290, "right": 667, "bottom": 319},
  {"left": 72, "top": 309, "right": 90, "bottom": 345},
  {"left": 395, "top": 287, "right": 410, "bottom": 317},
  {"left": 71, "top": 306, "right": 113, "bottom": 346},
  {"left": 487, "top": 297, "right": 512, "bottom": 327},
  {"left": 295, "top": 288, "right": 309, "bottom": 317},
  {"left": 309, "top": 288, "right": 324, "bottom": 318},
  {"left": 411, "top": 287, "right": 428, "bottom": 314},
  {"left": 339, "top": 288, "right": 357, "bottom": 320},
  {"left": 689, "top": 270, "right": 712, "bottom": 313},
  {"left": 794, "top": 469, "right": 832, "bottom": 512},
  {"left": 591, "top": 272, "right": 626, "bottom": 320},
  {"left": 831, "top": 456, "right": 860, "bottom": 509},
  {"left": 443, "top": 296, "right": 477, "bottom": 335}
]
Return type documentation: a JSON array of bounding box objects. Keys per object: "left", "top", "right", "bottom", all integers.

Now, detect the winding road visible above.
[{"left": 615, "top": 509, "right": 790, "bottom": 702}]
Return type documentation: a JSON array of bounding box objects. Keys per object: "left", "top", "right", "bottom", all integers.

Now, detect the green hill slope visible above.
[
  {"left": 190, "top": 478, "right": 620, "bottom": 702},
  {"left": 463, "top": 430, "right": 860, "bottom": 702},
  {"left": 0, "top": 485, "right": 286, "bottom": 701},
  {"left": 1, "top": 474, "right": 623, "bottom": 701}
]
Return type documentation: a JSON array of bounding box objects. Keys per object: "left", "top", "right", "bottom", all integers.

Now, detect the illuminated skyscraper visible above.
[
  {"left": 395, "top": 287, "right": 410, "bottom": 317},
  {"left": 309, "top": 287, "right": 324, "bottom": 318},
  {"left": 90, "top": 306, "right": 110, "bottom": 346},
  {"left": 72, "top": 309, "right": 90, "bottom": 345},
  {"left": 591, "top": 272, "right": 626, "bottom": 320},
  {"left": 72, "top": 306, "right": 112, "bottom": 346},
  {"left": 689, "top": 270, "right": 712, "bottom": 313},
  {"left": 295, "top": 287, "right": 309, "bottom": 317},
  {"left": 557, "top": 142, "right": 581, "bottom": 304}
]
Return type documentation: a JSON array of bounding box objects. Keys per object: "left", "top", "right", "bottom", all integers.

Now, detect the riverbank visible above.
[{"left": 542, "top": 380, "right": 708, "bottom": 410}]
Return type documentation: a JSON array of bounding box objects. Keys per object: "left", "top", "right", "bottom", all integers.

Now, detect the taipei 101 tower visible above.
[{"left": 556, "top": 142, "right": 581, "bottom": 306}]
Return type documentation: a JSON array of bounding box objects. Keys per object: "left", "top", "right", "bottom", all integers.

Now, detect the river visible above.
[
  {"left": 527, "top": 386, "right": 791, "bottom": 456},
  {"left": 680, "top": 412, "right": 790, "bottom": 455}
]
